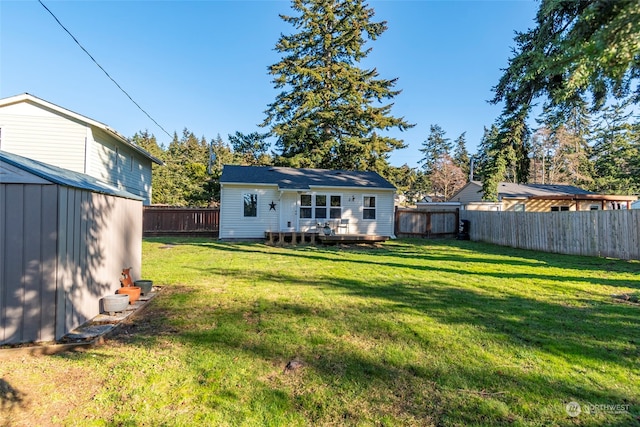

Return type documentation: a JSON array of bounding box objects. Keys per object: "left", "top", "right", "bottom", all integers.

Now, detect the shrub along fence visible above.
[
  {"left": 143, "top": 206, "right": 220, "bottom": 237},
  {"left": 461, "top": 210, "right": 640, "bottom": 261}
]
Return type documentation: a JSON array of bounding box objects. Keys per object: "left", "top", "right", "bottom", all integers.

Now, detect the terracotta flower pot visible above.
[
  {"left": 134, "top": 280, "right": 153, "bottom": 295},
  {"left": 116, "top": 286, "right": 141, "bottom": 304}
]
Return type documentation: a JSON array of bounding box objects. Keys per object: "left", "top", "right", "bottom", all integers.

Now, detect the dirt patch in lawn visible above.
[
  {"left": 0, "top": 287, "right": 178, "bottom": 427},
  {"left": 0, "top": 355, "right": 102, "bottom": 427}
]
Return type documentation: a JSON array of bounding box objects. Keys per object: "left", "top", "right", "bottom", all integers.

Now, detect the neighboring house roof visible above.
[
  {"left": 0, "top": 93, "right": 163, "bottom": 165},
  {"left": 493, "top": 181, "right": 595, "bottom": 198},
  {"left": 0, "top": 150, "right": 143, "bottom": 201},
  {"left": 450, "top": 181, "right": 636, "bottom": 203},
  {"left": 220, "top": 165, "right": 396, "bottom": 190}
]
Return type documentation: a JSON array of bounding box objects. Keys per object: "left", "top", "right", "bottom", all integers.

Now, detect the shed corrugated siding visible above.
[
  {"left": 0, "top": 107, "right": 87, "bottom": 173},
  {"left": 88, "top": 127, "right": 153, "bottom": 204},
  {"left": 0, "top": 180, "right": 142, "bottom": 345},
  {"left": 57, "top": 188, "right": 142, "bottom": 338},
  {"left": 0, "top": 183, "right": 58, "bottom": 344},
  {"left": 220, "top": 185, "right": 280, "bottom": 239}
]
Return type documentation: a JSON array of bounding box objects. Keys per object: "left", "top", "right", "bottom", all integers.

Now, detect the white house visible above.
[
  {"left": 219, "top": 165, "right": 396, "bottom": 240},
  {"left": 0, "top": 93, "right": 162, "bottom": 204}
]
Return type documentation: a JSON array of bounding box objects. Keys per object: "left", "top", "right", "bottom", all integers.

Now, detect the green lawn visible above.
[{"left": 10, "top": 239, "right": 640, "bottom": 426}]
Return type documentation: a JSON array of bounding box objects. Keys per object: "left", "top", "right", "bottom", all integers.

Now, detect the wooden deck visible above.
[
  {"left": 317, "top": 234, "right": 389, "bottom": 244},
  {"left": 264, "top": 231, "right": 389, "bottom": 245}
]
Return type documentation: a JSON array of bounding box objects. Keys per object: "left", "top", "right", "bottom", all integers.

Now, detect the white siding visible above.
[
  {"left": 0, "top": 101, "right": 86, "bottom": 172},
  {"left": 0, "top": 100, "right": 154, "bottom": 205},
  {"left": 220, "top": 184, "right": 395, "bottom": 239},
  {"left": 220, "top": 184, "right": 280, "bottom": 239},
  {"left": 88, "top": 127, "right": 153, "bottom": 204}
]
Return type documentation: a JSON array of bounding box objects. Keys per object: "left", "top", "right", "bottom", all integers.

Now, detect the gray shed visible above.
[{"left": 0, "top": 150, "right": 143, "bottom": 345}]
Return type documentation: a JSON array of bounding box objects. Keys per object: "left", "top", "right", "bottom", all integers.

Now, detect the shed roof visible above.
[
  {"left": 0, "top": 93, "right": 163, "bottom": 165},
  {"left": 0, "top": 150, "right": 144, "bottom": 201},
  {"left": 220, "top": 165, "right": 396, "bottom": 190}
]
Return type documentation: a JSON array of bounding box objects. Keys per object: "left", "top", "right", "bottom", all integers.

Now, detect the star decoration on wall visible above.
[{"left": 269, "top": 201, "right": 277, "bottom": 211}]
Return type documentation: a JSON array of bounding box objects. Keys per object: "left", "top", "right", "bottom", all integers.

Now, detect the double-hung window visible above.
[
  {"left": 363, "top": 196, "right": 376, "bottom": 220},
  {"left": 243, "top": 193, "right": 258, "bottom": 217},
  {"left": 330, "top": 196, "right": 342, "bottom": 218}
]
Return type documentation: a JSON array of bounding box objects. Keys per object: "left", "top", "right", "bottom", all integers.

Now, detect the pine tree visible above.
[
  {"left": 453, "top": 132, "right": 470, "bottom": 179},
  {"left": 590, "top": 102, "right": 640, "bottom": 194},
  {"left": 228, "top": 131, "right": 272, "bottom": 166},
  {"left": 419, "top": 124, "right": 452, "bottom": 175},
  {"left": 263, "top": 0, "right": 413, "bottom": 173}
]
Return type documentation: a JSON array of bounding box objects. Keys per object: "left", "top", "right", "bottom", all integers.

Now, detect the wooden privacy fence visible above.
[
  {"left": 461, "top": 210, "right": 640, "bottom": 261},
  {"left": 395, "top": 208, "right": 459, "bottom": 238},
  {"left": 143, "top": 206, "right": 220, "bottom": 237}
]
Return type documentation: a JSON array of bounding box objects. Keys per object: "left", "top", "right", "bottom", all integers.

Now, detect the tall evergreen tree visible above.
[
  {"left": 493, "top": 0, "right": 640, "bottom": 116},
  {"left": 419, "top": 124, "right": 452, "bottom": 175},
  {"left": 263, "top": 0, "right": 413, "bottom": 173},
  {"left": 590, "top": 102, "right": 640, "bottom": 194},
  {"left": 474, "top": 125, "right": 504, "bottom": 201},
  {"left": 486, "top": 0, "right": 640, "bottom": 195},
  {"left": 156, "top": 129, "right": 213, "bottom": 206},
  {"left": 453, "top": 132, "right": 470, "bottom": 179},
  {"left": 208, "top": 134, "right": 236, "bottom": 205},
  {"left": 228, "top": 131, "right": 272, "bottom": 166}
]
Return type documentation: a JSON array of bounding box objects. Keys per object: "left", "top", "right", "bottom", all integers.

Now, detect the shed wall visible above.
[
  {"left": 1, "top": 183, "right": 58, "bottom": 344},
  {"left": 56, "top": 188, "right": 142, "bottom": 339},
  {"left": 0, "top": 182, "right": 142, "bottom": 345}
]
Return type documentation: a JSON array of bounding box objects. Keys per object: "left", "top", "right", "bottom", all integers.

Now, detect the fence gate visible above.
[{"left": 395, "top": 208, "right": 459, "bottom": 238}]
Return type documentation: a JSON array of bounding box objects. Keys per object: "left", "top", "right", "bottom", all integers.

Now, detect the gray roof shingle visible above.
[
  {"left": 496, "top": 182, "right": 596, "bottom": 198},
  {"left": 220, "top": 165, "right": 395, "bottom": 190}
]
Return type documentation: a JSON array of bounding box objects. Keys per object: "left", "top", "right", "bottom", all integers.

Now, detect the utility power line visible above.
[{"left": 38, "top": 0, "right": 172, "bottom": 139}]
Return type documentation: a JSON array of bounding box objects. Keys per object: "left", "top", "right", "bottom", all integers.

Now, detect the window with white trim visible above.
[
  {"left": 243, "top": 193, "right": 258, "bottom": 217},
  {"left": 299, "top": 194, "right": 341, "bottom": 220},
  {"left": 330, "top": 195, "right": 342, "bottom": 218},
  {"left": 363, "top": 196, "right": 376, "bottom": 219}
]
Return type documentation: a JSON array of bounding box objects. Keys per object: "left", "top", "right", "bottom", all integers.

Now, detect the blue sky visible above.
[{"left": 0, "top": 0, "right": 539, "bottom": 168}]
